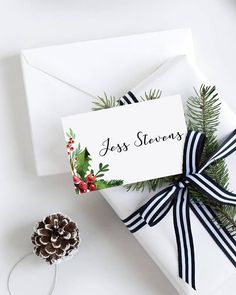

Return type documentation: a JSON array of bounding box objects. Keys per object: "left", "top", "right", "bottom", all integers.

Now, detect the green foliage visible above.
[
  {"left": 75, "top": 148, "right": 91, "bottom": 179},
  {"left": 126, "top": 176, "right": 175, "bottom": 192},
  {"left": 95, "top": 163, "right": 109, "bottom": 179},
  {"left": 95, "top": 179, "right": 124, "bottom": 190},
  {"left": 92, "top": 89, "right": 162, "bottom": 112},
  {"left": 92, "top": 93, "right": 119, "bottom": 111},
  {"left": 187, "top": 85, "right": 236, "bottom": 236},
  {"left": 140, "top": 89, "right": 162, "bottom": 101},
  {"left": 66, "top": 130, "right": 124, "bottom": 193},
  {"left": 66, "top": 128, "right": 76, "bottom": 139}
]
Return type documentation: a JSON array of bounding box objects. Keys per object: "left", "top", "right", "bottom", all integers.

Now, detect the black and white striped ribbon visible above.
[
  {"left": 119, "top": 91, "right": 140, "bottom": 105},
  {"left": 120, "top": 94, "right": 236, "bottom": 289}
]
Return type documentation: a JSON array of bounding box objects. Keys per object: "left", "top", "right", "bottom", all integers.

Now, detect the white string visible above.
[{"left": 7, "top": 252, "right": 58, "bottom": 295}]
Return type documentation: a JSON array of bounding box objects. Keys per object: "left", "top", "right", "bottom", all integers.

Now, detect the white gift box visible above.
[
  {"left": 101, "top": 55, "right": 236, "bottom": 295},
  {"left": 21, "top": 30, "right": 236, "bottom": 294}
]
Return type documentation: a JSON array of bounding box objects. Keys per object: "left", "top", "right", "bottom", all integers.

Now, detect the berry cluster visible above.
[
  {"left": 73, "top": 174, "right": 96, "bottom": 194},
  {"left": 66, "top": 137, "right": 75, "bottom": 155},
  {"left": 65, "top": 129, "right": 123, "bottom": 195}
]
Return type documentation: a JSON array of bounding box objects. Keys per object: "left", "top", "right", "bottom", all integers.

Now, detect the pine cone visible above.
[{"left": 31, "top": 213, "right": 80, "bottom": 264}]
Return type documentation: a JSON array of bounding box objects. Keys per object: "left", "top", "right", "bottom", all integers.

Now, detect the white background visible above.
[{"left": 1, "top": 1, "right": 236, "bottom": 295}]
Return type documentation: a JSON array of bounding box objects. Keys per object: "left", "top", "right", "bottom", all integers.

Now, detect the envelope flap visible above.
[{"left": 22, "top": 29, "right": 194, "bottom": 97}]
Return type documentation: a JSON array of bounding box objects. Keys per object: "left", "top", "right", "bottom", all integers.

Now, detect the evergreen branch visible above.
[
  {"left": 187, "top": 85, "right": 236, "bottom": 236},
  {"left": 140, "top": 89, "right": 162, "bottom": 101},
  {"left": 126, "top": 176, "right": 175, "bottom": 192},
  {"left": 92, "top": 89, "right": 162, "bottom": 112},
  {"left": 92, "top": 93, "right": 119, "bottom": 111},
  {"left": 95, "top": 179, "right": 124, "bottom": 190}
]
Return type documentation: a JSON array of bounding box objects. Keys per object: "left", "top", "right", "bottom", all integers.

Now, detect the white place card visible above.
[{"left": 62, "top": 95, "right": 187, "bottom": 194}]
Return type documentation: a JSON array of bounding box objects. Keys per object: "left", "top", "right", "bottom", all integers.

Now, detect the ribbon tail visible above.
[
  {"left": 199, "top": 129, "right": 236, "bottom": 172},
  {"left": 190, "top": 199, "right": 236, "bottom": 267},
  {"left": 187, "top": 173, "right": 236, "bottom": 205},
  {"left": 123, "top": 186, "right": 175, "bottom": 233},
  {"left": 173, "top": 189, "right": 196, "bottom": 290},
  {"left": 122, "top": 207, "right": 147, "bottom": 233}
]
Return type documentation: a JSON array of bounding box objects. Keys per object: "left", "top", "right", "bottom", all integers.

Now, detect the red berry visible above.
[
  {"left": 89, "top": 183, "right": 96, "bottom": 191},
  {"left": 79, "top": 181, "right": 87, "bottom": 191},
  {"left": 80, "top": 189, "right": 87, "bottom": 194},
  {"left": 67, "top": 144, "right": 70, "bottom": 148},
  {"left": 69, "top": 137, "right": 73, "bottom": 141},
  {"left": 73, "top": 175, "right": 81, "bottom": 184},
  {"left": 69, "top": 138, "right": 74, "bottom": 144},
  {"left": 70, "top": 147, "right": 74, "bottom": 151},
  {"left": 86, "top": 174, "right": 96, "bottom": 183}
]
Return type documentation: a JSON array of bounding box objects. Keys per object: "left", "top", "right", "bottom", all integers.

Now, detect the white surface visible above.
[{"left": 1, "top": 1, "right": 236, "bottom": 295}]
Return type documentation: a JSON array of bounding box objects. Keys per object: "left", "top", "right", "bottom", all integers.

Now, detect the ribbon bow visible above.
[{"left": 120, "top": 92, "right": 236, "bottom": 290}]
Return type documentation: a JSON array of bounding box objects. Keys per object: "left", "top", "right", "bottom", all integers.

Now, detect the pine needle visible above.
[
  {"left": 92, "top": 93, "right": 119, "bottom": 111},
  {"left": 140, "top": 89, "right": 162, "bottom": 101},
  {"left": 187, "top": 85, "right": 236, "bottom": 236}
]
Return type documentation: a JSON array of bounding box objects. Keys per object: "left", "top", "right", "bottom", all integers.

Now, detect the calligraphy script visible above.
[{"left": 99, "top": 131, "right": 184, "bottom": 157}]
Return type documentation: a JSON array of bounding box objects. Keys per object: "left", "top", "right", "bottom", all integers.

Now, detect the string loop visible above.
[{"left": 7, "top": 252, "right": 58, "bottom": 295}]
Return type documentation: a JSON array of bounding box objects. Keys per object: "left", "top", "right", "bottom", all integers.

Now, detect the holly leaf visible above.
[
  {"left": 75, "top": 148, "right": 91, "bottom": 179},
  {"left": 95, "top": 179, "right": 124, "bottom": 190}
]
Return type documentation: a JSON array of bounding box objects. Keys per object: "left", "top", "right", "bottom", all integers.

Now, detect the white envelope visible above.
[{"left": 21, "top": 29, "right": 194, "bottom": 176}]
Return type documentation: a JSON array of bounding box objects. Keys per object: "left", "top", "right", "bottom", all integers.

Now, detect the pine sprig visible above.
[
  {"left": 187, "top": 85, "right": 236, "bottom": 236},
  {"left": 92, "top": 89, "right": 162, "bottom": 112},
  {"left": 125, "top": 175, "right": 175, "bottom": 192},
  {"left": 95, "top": 179, "right": 124, "bottom": 190},
  {"left": 92, "top": 93, "right": 119, "bottom": 111},
  {"left": 140, "top": 89, "right": 162, "bottom": 101}
]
